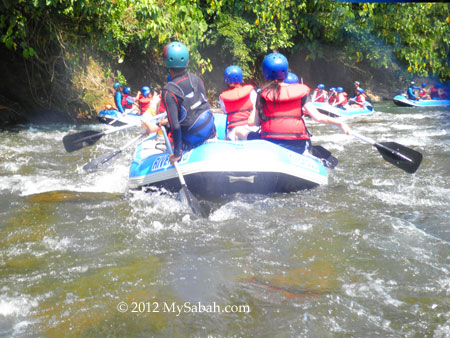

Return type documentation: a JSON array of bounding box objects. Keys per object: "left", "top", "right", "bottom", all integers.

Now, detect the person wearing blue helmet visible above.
[
  {"left": 284, "top": 72, "right": 299, "bottom": 84},
  {"left": 332, "top": 87, "right": 349, "bottom": 108},
  {"left": 120, "top": 87, "right": 138, "bottom": 113},
  {"left": 418, "top": 83, "right": 431, "bottom": 100},
  {"left": 113, "top": 82, "right": 126, "bottom": 114},
  {"left": 311, "top": 83, "right": 328, "bottom": 103},
  {"left": 135, "top": 85, "right": 154, "bottom": 115},
  {"left": 145, "top": 41, "right": 215, "bottom": 164},
  {"left": 350, "top": 87, "right": 366, "bottom": 108},
  {"left": 248, "top": 52, "right": 351, "bottom": 154},
  {"left": 219, "top": 65, "right": 259, "bottom": 140}
]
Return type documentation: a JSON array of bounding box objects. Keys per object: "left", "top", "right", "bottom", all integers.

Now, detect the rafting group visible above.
[
  {"left": 63, "top": 41, "right": 423, "bottom": 216},
  {"left": 393, "top": 81, "right": 450, "bottom": 108}
]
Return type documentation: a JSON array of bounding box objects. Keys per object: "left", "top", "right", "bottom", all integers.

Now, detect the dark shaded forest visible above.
[{"left": 1, "top": 0, "right": 449, "bottom": 125}]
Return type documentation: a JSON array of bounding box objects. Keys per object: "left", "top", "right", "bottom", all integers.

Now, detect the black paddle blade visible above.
[
  {"left": 179, "top": 185, "right": 205, "bottom": 217},
  {"left": 374, "top": 142, "right": 423, "bottom": 174},
  {"left": 63, "top": 130, "right": 104, "bottom": 152},
  {"left": 83, "top": 150, "right": 121, "bottom": 172},
  {"left": 311, "top": 145, "right": 339, "bottom": 169}
]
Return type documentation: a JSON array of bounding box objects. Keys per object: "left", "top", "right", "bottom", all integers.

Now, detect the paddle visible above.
[
  {"left": 352, "top": 132, "right": 422, "bottom": 174},
  {"left": 63, "top": 112, "right": 166, "bottom": 153},
  {"left": 83, "top": 133, "right": 153, "bottom": 172},
  {"left": 160, "top": 126, "right": 204, "bottom": 217},
  {"left": 310, "top": 145, "right": 338, "bottom": 169}
]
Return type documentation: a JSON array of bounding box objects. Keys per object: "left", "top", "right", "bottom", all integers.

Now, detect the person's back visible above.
[{"left": 219, "top": 65, "right": 258, "bottom": 140}]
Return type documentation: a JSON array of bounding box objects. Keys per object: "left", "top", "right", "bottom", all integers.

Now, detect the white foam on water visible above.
[
  {"left": 0, "top": 295, "right": 38, "bottom": 317},
  {"left": 42, "top": 236, "right": 72, "bottom": 252}
]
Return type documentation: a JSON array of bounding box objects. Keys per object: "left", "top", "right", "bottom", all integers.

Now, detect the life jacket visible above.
[
  {"left": 219, "top": 84, "right": 254, "bottom": 131},
  {"left": 337, "top": 92, "right": 348, "bottom": 106},
  {"left": 430, "top": 86, "right": 439, "bottom": 99},
  {"left": 328, "top": 94, "right": 337, "bottom": 104},
  {"left": 259, "top": 83, "right": 310, "bottom": 141},
  {"left": 164, "top": 74, "right": 214, "bottom": 145},
  {"left": 138, "top": 95, "right": 152, "bottom": 115},
  {"left": 354, "top": 94, "right": 365, "bottom": 107},
  {"left": 121, "top": 94, "right": 134, "bottom": 109},
  {"left": 312, "top": 89, "right": 326, "bottom": 102}
]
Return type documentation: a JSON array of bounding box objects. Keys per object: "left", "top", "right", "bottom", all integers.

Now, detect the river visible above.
[{"left": 1, "top": 102, "right": 449, "bottom": 337}]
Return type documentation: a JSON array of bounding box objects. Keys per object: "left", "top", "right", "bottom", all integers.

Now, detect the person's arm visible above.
[
  {"left": 162, "top": 89, "right": 183, "bottom": 161},
  {"left": 304, "top": 102, "right": 351, "bottom": 135}
]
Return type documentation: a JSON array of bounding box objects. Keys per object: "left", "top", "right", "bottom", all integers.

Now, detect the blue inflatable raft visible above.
[
  {"left": 313, "top": 102, "right": 374, "bottom": 118},
  {"left": 98, "top": 108, "right": 142, "bottom": 126},
  {"left": 128, "top": 113, "right": 329, "bottom": 199},
  {"left": 393, "top": 95, "right": 450, "bottom": 108}
]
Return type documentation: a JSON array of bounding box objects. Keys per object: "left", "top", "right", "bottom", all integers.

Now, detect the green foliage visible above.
[{"left": 0, "top": 0, "right": 449, "bottom": 82}]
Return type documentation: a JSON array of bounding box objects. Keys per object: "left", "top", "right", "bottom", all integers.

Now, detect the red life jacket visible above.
[
  {"left": 313, "top": 89, "right": 326, "bottom": 102},
  {"left": 121, "top": 94, "right": 134, "bottom": 109},
  {"left": 138, "top": 95, "right": 152, "bottom": 114},
  {"left": 220, "top": 84, "right": 254, "bottom": 131},
  {"left": 337, "top": 92, "right": 348, "bottom": 106},
  {"left": 328, "top": 94, "right": 337, "bottom": 104},
  {"left": 260, "top": 83, "right": 310, "bottom": 141}
]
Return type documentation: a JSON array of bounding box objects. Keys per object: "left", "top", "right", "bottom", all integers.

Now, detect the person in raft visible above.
[
  {"left": 332, "top": 87, "right": 348, "bottom": 108},
  {"left": 311, "top": 84, "right": 328, "bottom": 102},
  {"left": 134, "top": 86, "right": 154, "bottom": 115},
  {"left": 113, "top": 82, "right": 126, "bottom": 114},
  {"left": 407, "top": 81, "right": 420, "bottom": 100},
  {"left": 418, "top": 83, "right": 431, "bottom": 100},
  {"left": 328, "top": 87, "right": 337, "bottom": 105},
  {"left": 219, "top": 65, "right": 259, "bottom": 141},
  {"left": 350, "top": 88, "right": 366, "bottom": 108},
  {"left": 142, "top": 41, "right": 215, "bottom": 164},
  {"left": 120, "top": 87, "right": 139, "bottom": 114},
  {"left": 284, "top": 72, "right": 299, "bottom": 84},
  {"left": 247, "top": 52, "right": 351, "bottom": 155}
]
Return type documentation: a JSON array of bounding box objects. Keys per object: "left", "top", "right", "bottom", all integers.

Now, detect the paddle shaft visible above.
[{"left": 160, "top": 126, "right": 186, "bottom": 185}]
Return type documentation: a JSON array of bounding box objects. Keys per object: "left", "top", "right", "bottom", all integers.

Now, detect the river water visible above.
[{"left": 1, "top": 102, "right": 449, "bottom": 337}]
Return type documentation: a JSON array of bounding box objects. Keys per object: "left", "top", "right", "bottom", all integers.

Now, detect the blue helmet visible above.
[
  {"left": 262, "top": 53, "right": 289, "bottom": 80},
  {"left": 318, "top": 84, "right": 325, "bottom": 90},
  {"left": 142, "top": 86, "right": 151, "bottom": 97},
  {"left": 123, "top": 87, "right": 131, "bottom": 95},
  {"left": 284, "top": 72, "right": 299, "bottom": 84},
  {"left": 358, "top": 88, "right": 364, "bottom": 94},
  {"left": 113, "top": 82, "right": 122, "bottom": 90},
  {"left": 163, "top": 41, "right": 189, "bottom": 69},
  {"left": 224, "top": 65, "right": 243, "bottom": 84},
  {"left": 422, "top": 83, "right": 427, "bottom": 87},
  {"left": 337, "top": 87, "right": 344, "bottom": 93}
]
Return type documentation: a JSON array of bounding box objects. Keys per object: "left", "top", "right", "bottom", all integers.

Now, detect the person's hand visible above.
[
  {"left": 169, "top": 153, "right": 181, "bottom": 164},
  {"left": 158, "top": 118, "right": 169, "bottom": 127},
  {"left": 339, "top": 121, "right": 352, "bottom": 135}
]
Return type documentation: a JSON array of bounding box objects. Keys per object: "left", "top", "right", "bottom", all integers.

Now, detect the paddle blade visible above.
[
  {"left": 311, "top": 145, "right": 338, "bottom": 169},
  {"left": 179, "top": 185, "right": 204, "bottom": 217},
  {"left": 63, "top": 130, "right": 104, "bottom": 152},
  {"left": 375, "top": 142, "right": 423, "bottom": 174},
  {"left": 83, "top": 150, "right": 121, "bottom": 172}
]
